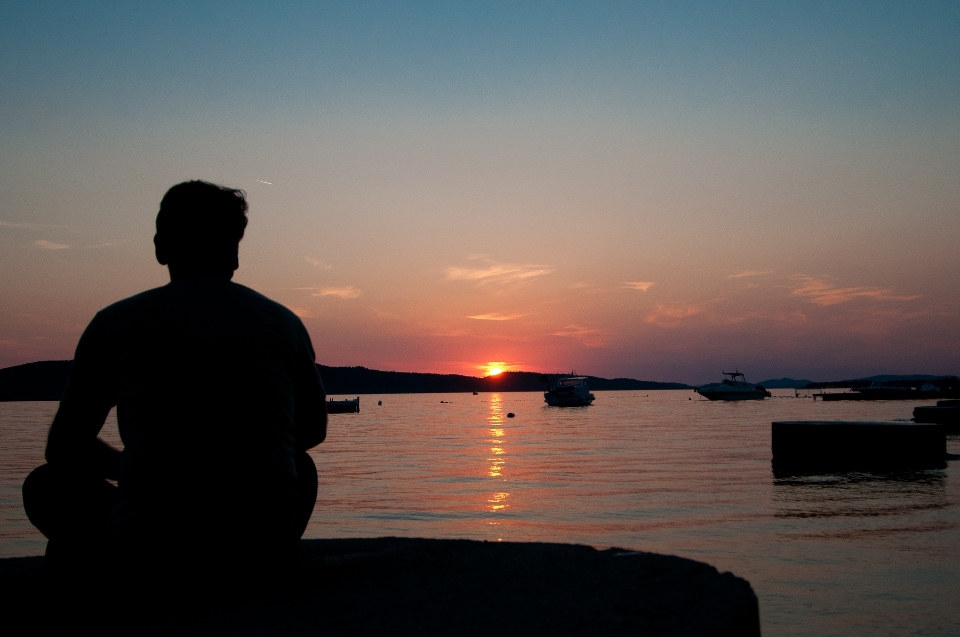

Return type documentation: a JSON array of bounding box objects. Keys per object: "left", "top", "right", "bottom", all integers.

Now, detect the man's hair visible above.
[{"left": 155, "top": 181, "right": 248, "bottom": 268}]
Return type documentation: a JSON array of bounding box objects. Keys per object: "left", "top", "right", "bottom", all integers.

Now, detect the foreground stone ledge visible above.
[{"left": 0, "top": 537, "right": 760, "bottom": 636}]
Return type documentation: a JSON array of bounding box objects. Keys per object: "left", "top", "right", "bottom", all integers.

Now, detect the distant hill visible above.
[
  {"left": 805, "top": 374, "right": 957, "bottom": 389},
  {"left": 756, "top": 378, "right": 814, "bottom": 389},
  {"left": 271, "top": 367, "right": 691, "bottom": 395},
  {"left": 0, "top": 360, "right": 72, "bottom": 401},
  {"left": 0, "top": 360, "right": 692, "bottom": 401}
]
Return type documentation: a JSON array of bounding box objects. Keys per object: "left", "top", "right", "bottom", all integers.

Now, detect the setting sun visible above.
[{"left": 481, "top": 361, "right": 513, "bottom": 377}]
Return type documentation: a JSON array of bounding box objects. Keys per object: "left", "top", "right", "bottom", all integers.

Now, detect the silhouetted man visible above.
[{"left": 23, "top": 181, "right": 327, "bottom": 591}]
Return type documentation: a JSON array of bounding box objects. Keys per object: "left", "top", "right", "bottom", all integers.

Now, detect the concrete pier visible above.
[
  {"left": 0, "top": 537, "right": 760, "bottom": 636},
  {"left": 772, "top": 420, "right": 946, "bottom": 475}
]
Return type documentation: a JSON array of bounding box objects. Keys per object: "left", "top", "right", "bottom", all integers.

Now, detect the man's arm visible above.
[
  {"left": 45, "top": 314, "right": 121, "bottom": 479},
  {"left": 293, "top": 327, "right": 327, "bottom": 452}
]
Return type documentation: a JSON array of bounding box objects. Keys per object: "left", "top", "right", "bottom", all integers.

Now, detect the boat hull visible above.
[
  {"left": 328, "top": 397, "right": 360, "bottom": 413},
  {"left": 696, "top": 390, "right": 768, "bottom": 401},
  {"left": 544, "top": 392, "right": 595, "bottom": 407}
]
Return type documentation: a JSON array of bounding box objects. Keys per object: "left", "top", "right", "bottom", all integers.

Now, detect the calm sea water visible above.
[{"left": 2, "top": 391, "right": 959, "bottom": 636}]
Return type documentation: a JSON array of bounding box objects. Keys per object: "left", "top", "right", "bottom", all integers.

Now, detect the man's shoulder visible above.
[
  {"left": 95, "top": 285, "right": 170, "bottom": 319},
  {"left": 92, "top": 281, "right": 306, "bottom": 333},
  {"left": 226, "top": 282, "right": 302, "bottom": 322}
]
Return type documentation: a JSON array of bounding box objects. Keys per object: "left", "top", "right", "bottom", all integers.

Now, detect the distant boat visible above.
[
  {"left": 544, "top": 376, "right": 595, "bottom": 407},
  {"left": 696, "top": 371, "right": 770, "bottom": 401},
  {"left": 819, "top": 377, "right": 960, "bottom": 401},
  {"left": 328, "top": 397, "right": 360, "bottom": 413}
]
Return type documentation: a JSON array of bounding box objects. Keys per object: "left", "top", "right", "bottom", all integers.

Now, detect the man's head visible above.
[{"left": 154, "top": 180, "right": 249, "bottom": 279}]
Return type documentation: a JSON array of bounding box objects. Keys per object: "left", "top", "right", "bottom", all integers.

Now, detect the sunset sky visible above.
[{"left": 2, "top": 1, "right": 958, "bottom": 384}]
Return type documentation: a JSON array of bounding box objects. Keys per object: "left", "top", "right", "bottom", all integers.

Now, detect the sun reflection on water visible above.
[
  {"left": 488, "top": 491, "right": 510, "bottom": 511},
  {"left": 485, "top": 394, "right": 510, "bottom": 513}
]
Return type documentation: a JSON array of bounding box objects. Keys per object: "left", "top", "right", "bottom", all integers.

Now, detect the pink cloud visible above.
[
  {"left": 467, "top": 313, "right": 525, "bottom": 321},
  {"left": 34, "top": 239, "right": 69, "bottom": 250},
  {"left": 295, "top": 286, "right": 362, "bottom": 299},
  {"left": 791, "top": 277, "right": 920, "bottom": 306},
  {"left": 446, "top": 261, "right": 554, "bottom": 286},
  {"left": 728, "top": 270, "right": 774, "bottom": 278},
  {"left": 644, "top": 304, "right": 702, "bottom": 327}
]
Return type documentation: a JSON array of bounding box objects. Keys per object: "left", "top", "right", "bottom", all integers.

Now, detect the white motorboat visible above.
[
  {"left": 544, "top": 376, "right": 596, "bottom": 407},
  {"left": 696, "top": 371, "right": 770, "bottom": 401}
]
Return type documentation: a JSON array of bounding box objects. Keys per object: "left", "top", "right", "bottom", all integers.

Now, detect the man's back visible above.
[
  {"left": 56, "top": 278, "right": 326, "bottom": 570},
  {"left": 27, "top": 181, "right": 327, "bottom": 586}
]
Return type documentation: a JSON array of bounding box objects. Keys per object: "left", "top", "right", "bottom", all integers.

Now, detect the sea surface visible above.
[{"left": 2, "top": 390, "right": 959, "bottom": 636}]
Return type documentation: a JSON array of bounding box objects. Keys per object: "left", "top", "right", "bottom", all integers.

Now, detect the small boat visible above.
[
  {"left": 544, "top": 376, "right": 595, "bottom": 407},
  {"left": 819, "top": 377, "right": 960, "bottom": 401},
  {"left": 327, "top": 397, "right": 360, "bottom": 413},
  {"left": 696, "top": 371, "right": 770, "bottom": 401}
]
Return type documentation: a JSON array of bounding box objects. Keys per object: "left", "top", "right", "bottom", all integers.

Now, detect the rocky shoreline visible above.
[{"left": 0, "top": 536, "right": 759, "bottom": 636}]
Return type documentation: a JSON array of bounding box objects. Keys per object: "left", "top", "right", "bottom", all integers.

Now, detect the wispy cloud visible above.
[
  {"left": 296, "top": 286, "right": 361, "bottom": 299},
  {"left": 288, "top": 306, "right": 318, "bottom": 318},
  {"left": 467, "top": 313, "right": 525, "bottom": 321},
  {"left": 791, "top": 277, "right": 920, "bottom": 306},
  {"left": 1, "top": 221, "right": 67, "bottom": 230},
  {"left": 729, "top": 270, "right": 774, "bottom": 278},
  {"left": 34, "top": 239, "right": 69, "bottom": 250},
  {"left": 13, "top": 313, "right": 85, "bottom": 332},
  {"left": 552, "top": 324, "right": 606, "bottom": 347},
  {"left": 446, "top": 261, "right": 554, "bottom": 286},
  {"left": 644, "top": 304, "right": 702, "bottom": 327},
  {"left": 316, "top": 286, "right": 361, "bottom": 299},
  {"left": 721, "top": 309, "right": 811, "bottom": 327},
  {"left": 623, "top": 281, "right": 654, "bottom": 292},
  {"left": 552, "top": 325, "right": 601, "bottom": 338},
  {"left": 305, "top": 256, "right": 333, "bottom": 269}
]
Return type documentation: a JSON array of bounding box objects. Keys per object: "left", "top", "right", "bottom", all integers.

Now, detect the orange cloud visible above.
[
  {"left": 35, "top": 239, "right": 69, "bottom": 250},
  {"left": 305, "top": 256, "right": 333, "bottom": 269},
  {"left": 297, "top": 286, "right": 361, "bottom": 299},
  {"left": 644, "top": 304, "right": 702, "bottom": 327},
  {"left": 623, "top": 281, "right": 654, "bottom": 291},
  {"left": 728, "top": 270, "right": 774, "bottom": 278},
  {"left": 552, "top": 325, "right": 600, "bottom": 338},
  {"left": 791, "top": 277, "right": 920, "bottom": 306},
  {"left": 446, "top": 261, "right": 554, "bottom": 286},
  {"left": 467, "top": 313, "right": 525, "bottom": 321},
  {"left": 551, "top": 324, "right": 606, "bottom": 347},
  {"left": 288, "top": 306, "right": 318, "bottom": 318}
]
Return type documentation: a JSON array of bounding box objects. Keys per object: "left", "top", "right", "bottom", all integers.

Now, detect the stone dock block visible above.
[
  {"left": 772, "top": 420, "right": 946, "bottom": 474},
  {"left": 0, "top": 537, "right": 761, "bottom": 636},
  {"left": 913, "top": 401, "right": 960, "bottom": 431}
]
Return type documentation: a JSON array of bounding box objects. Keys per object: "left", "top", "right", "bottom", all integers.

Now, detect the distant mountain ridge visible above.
[
  {"left": 0, "top": 360, "right": 72, "bottom": 401},
  {"left": 805, "top": 374, "right": 956, "bottom": 389},
  {"left": 0, "top": 360, "right": 691, "bottom": 401},
  {"left": 755, "top": 378, "right": 815, "bottom": 389},
  {"left": 5, "top": 361, "right": 954, "bottom": 401},
  {"left": 319, "top": 366, "right": 691, "bottom": 394}
]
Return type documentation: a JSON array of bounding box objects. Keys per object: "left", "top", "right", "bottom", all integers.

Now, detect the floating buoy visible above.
[{"left": 507, "top": 412, "right": 515, "bottom": 418}]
